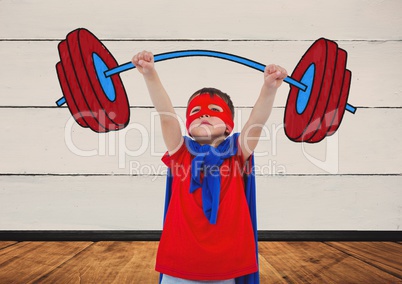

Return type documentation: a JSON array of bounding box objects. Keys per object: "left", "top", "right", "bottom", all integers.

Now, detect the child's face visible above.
[
  {"left": 188, "top": 104, "right": 228, "bottom": 141},
  {"left": 186, "top": 94, "right": 233, "bottom": 144}
]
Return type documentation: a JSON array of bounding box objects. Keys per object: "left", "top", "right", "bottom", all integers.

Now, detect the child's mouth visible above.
[{"left": 200, "top": 121, "right": 212, "bottom": 126}]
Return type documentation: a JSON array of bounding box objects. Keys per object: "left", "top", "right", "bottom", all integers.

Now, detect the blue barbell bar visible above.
[{"left": 57, "top": 50, "right": 356, "bottom": 114}]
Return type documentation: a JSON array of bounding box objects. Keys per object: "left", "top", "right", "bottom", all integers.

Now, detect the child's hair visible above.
[{"left": 188, "top": 87, "right": 235, "bottom": 119}]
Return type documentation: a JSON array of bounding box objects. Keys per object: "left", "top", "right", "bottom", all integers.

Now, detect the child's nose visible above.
[{"left": 200, "top": 114, "right": 210, "bottom": 118}]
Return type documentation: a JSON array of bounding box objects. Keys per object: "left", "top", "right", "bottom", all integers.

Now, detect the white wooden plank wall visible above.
[{"left": 0, "top": 0, "right": 401, "bottom": 231}]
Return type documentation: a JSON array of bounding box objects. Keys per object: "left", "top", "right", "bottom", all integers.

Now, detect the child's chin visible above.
[
  {"left": 190, "top": 126, "right": 225, "bottom": 137},
  {"left": 191, "top": 133, "right": 212, "bottom": 141},
  {"left": 191, "top": 132, "right": 226, "bottom": 144},
  {"left": 190, "top": 127, "right": 211, "bottom": 137}
]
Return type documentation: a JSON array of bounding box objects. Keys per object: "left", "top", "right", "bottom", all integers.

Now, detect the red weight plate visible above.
[
  {"left": 308, "top": 47, "right": 347, "bottom": 143},
  {"left": 58, "top": 38, "right": 107, "bottom": 132},
  {"left": 327, "top": 69, "right": 351, "bottom": 136},
  {"left": 284, "top": 38, "right": 338, "bottom": 142},
  {"left": 67, "top": 28, "right": 129, "bottom": 132},
  {"left": 57, "top": 40, "right": 88, "bottom": 127},
  {"left": 64, "top": 29, "right": 113, "bottom": 132},
  {"left": 56, "top": 61, "right": 88, "bottom": 128}
]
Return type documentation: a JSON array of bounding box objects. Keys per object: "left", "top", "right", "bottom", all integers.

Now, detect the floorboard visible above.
[
  {"left": 0, "top": 241, "right": 17, "bottom": 250},
  {"left": 258, "top": 242, "right": 402, "bottom": 284},
  {"left": 257, "top": 254, "right": 287, "bottom": 283},
  {"left": 35, "top": 241, "right": 159, "bottom": 283},
  {"left": 0, "top": 241, "right": 400, "bottom": 283},
  {"left": 326, "top": 242, "right": 402, "bottom": 279},
  {"left": 0, "top": 241, "right": 92, "bottom": 283}
]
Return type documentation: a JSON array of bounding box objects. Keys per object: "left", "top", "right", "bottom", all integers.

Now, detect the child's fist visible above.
[
  {"left": 132, "top": 51, "right": 155, "bottom": 75},
  {"left": 264, "top": 64, "right": 288, "bottom": 90}
]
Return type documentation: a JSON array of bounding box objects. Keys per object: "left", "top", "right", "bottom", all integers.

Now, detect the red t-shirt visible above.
[{"left": 155, "top": 136, "right": 258, "bottom": 280}]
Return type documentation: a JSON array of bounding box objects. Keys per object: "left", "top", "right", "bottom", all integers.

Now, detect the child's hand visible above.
[
  {"left": 263, "top": 64, "right": 288, "bottom": 90},
  {"left": 132, "top": 51, "right": 155, "bottom": 75}
]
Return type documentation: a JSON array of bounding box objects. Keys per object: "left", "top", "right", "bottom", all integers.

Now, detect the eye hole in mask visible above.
[{"left": 190, "top": 104, "right": 223, "bottom": 115}]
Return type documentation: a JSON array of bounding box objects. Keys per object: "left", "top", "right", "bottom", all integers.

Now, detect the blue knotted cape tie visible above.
[{"left": 185, "top": 133, "right": 240, "bottom": 224}]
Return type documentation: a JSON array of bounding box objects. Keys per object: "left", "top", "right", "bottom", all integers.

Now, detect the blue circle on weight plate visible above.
[
  {"left": 92, "top": 53, "right": 116, "bottom": 102},
  {"left": 296, "top": 63, "right": 315, "bottom": 114}
]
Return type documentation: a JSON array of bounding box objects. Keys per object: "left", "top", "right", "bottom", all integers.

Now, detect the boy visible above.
[{"left": 132, "top": 51, "right": 287, "bottom": 283}]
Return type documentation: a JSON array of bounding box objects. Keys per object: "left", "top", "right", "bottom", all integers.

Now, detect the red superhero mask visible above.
[{"left": 186, "top": 93, "right": 234, "bottom": 135}]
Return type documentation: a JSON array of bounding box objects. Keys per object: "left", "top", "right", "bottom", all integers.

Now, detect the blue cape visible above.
[{"left": 160, "top": 134, "right": 259, "bottom": 283}]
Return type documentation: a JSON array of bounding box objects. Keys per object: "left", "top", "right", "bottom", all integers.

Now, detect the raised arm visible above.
[
  {"left": 239, "top": 64, "right": 288, "bottom": 162},
  {"left": 132, "top": 51, "right": 183, "bottom": 154}
]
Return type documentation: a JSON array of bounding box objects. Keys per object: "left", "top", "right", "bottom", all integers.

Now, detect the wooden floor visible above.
[{"left": 0, "top": 241, "right": 401, "bottom": 283}]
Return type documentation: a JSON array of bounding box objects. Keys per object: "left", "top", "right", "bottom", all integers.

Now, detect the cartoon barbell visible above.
[{"left": 55, "top": 28, "right": 356, "bottom": 143}]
